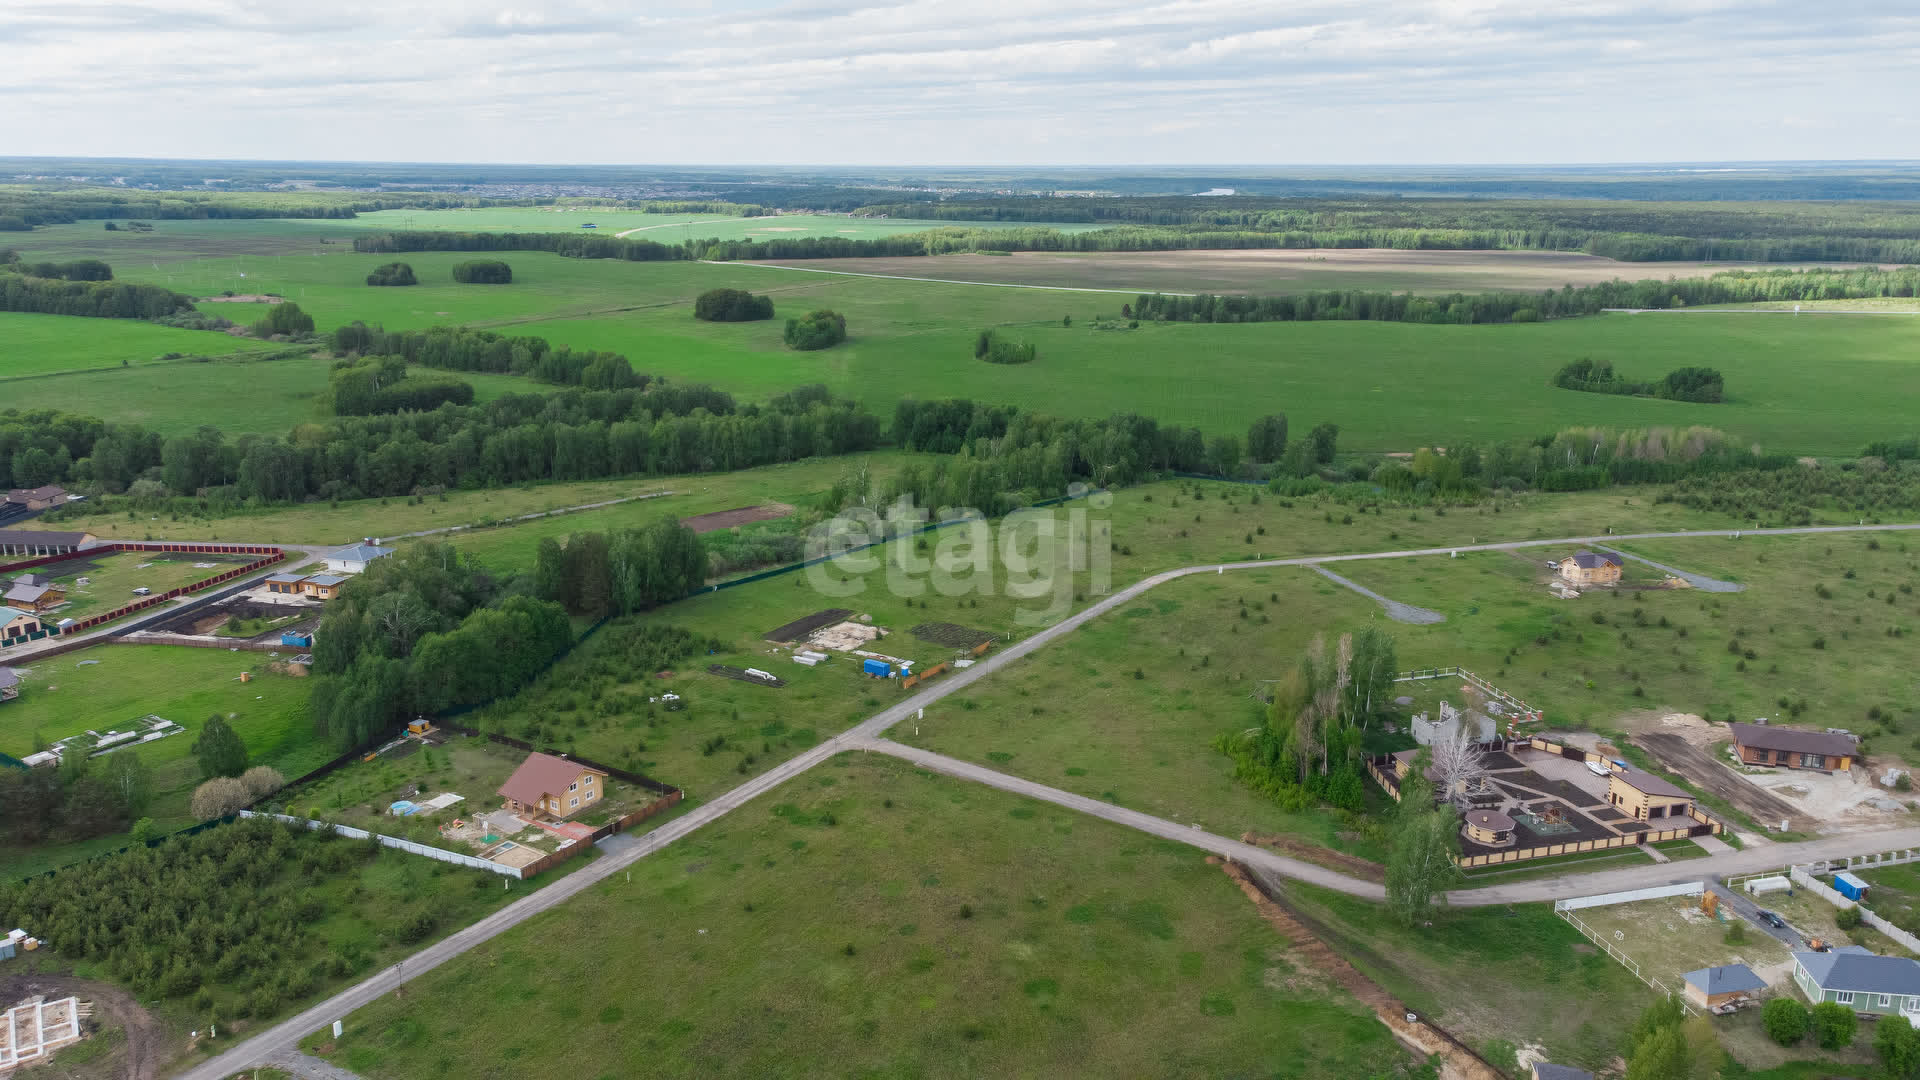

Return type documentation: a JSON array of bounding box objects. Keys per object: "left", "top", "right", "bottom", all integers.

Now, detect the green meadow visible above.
[
  {"left": 0, "top": 311, "right": 268, "bottom": 377},
  {"left": 11, "top": 215, "right": 1920, "bottom": 453},
  {"left": 0, "top": 645, "right": 327, "bottom": 878},
  {"left": 313, "top": 754, "right": 1412, "bottom": 1080}
]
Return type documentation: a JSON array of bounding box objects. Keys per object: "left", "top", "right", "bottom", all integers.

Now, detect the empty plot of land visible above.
[
  {"left": 748, "top": 249, "right": 1880, "bottom": 295},
  {"left": 763, "top": 608, "right": 854, "bottom": 643},
  {"left": 1639, "top": 733, "right": 1808, "bottom": 830}
]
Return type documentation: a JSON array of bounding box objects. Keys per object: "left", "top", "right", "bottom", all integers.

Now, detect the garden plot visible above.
[{"left": 1571, "top": 897, "right": 1792, "bottom": 991}]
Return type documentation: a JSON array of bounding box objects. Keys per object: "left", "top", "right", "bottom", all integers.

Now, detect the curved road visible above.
[{"left": 178, "top": 519, "right": 1920, "bottom": 1078}]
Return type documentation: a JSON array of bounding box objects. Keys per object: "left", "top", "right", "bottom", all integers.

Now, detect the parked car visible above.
[
  {"left": 132, "top": 587, "right": 151, "bottom": 596},
  {"left": 1759, "top": 910, "right": 1787, "bottom": 929},
  {"left": 1585, "top": 761, "right": 1611, "bottom": 778}
]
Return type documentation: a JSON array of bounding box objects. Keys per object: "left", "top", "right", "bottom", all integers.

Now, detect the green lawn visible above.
[
  {"left": 0, "top": 645, "right": 324, "bottom": 878},
  {"left": 313, "top": 753, "right": 1413, "bottom": 1080},
  {"left": 0, "top": 311, "right": 267, "bottom": 377},
  {"left": 21, "top": 548, "right": 252, "bottom": 622}
]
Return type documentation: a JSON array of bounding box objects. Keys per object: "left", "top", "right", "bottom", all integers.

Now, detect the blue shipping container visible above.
[
  {"left": 282, "top": 632, "right": 312, "bottom": 647},
  {"left": 1834, "top": 871, "right": 1870, "bottom": 901},
  {"left": 862, "top": 659, "right": 891, "bottom": 677}
]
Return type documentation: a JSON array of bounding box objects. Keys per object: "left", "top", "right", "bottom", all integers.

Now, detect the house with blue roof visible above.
[{"left": 1794, "top": 948, "right": 1920, "bottom": 1017}]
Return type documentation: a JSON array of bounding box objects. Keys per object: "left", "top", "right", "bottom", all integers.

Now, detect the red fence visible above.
[{"left": 0, "top": 542, "right": 286, "bottom": 637}]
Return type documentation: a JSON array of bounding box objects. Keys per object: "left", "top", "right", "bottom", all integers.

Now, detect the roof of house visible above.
[
  {"left": 4, "top": 486, "right": 65, "bottom": 504},
  {"left": 329, "top": 543, "right": 394, "bottom": 564},
  {"left": 304, "top": 574, "right": 348, "bottom": 587},
  {"left": 1795, "top": 950, "right": 1920, "bottom": 995},
  {"left": 0, "top": 667, "right": 17, "bottom": 690},
  {"left": 498, "top": 752, "right": 608, "bottom": 807},
  {"left": 1562, "top": 550, "right": 1621, "bottom": 570},
  {"left": 264, "top": 572, "right": 306, "bottom": 583},
  {"left": 1683, "top": 963, "right": 1766, "bottom": 996},
  {"left": 1611, "top": 768, "right": 1692, "bottom": 800},
  {"left": 0, "top": 606, "right": 35, "bottom": 625},
  {"left": 15, "top": 573, "right": 49, "bottom": 587},
  {"left": 0, "top": 529, "right": 93, "bottom": 548},
  {"left": 3, "top": 584, "right": 51, "bottom": 605},
  {"left": 1730, "top": 722, "right": 1855, "bottom": 758},
  {"left": 1533, "top": 1065, "right": 1595, "bottom": 1080},
  {"left": 1466, "top": 809, "right": 1514, "bottom": 831}
]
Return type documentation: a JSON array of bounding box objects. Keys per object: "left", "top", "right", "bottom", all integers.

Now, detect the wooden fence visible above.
[{"left": 1393, "top": 665, "right": 1544, "bottom": 725}]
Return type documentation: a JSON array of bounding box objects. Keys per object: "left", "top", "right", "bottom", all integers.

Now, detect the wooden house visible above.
[
  {"left": 1730, "top": 722, "right": 1854, "bottom": 772},
  {"left": 1556, "top": 550, "right": 1623, "bottom": 586},
  {"left": 1606, "top": 769, "right": 1694, "bottom": 822},
  {"left": 498, "top": 752, "right": 609, "bottom": 820}
]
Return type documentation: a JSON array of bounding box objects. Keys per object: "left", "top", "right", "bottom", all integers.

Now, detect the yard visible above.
[
  {"left": 0, "top": 644, "right": 324, "bottom": 878},
  {"left": 310, "top": 753, "right": 1415, "bottom": 1080},
  {"left": 1566, "top": 896, "right": 1792, "bottom": 993},
  {"left": 9, "top": 549, "right": 254, "bottom": 624}
]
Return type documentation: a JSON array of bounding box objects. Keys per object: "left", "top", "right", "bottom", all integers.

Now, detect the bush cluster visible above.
[{"left": 693, "top": 288, "right": 774, "bottom": 321}]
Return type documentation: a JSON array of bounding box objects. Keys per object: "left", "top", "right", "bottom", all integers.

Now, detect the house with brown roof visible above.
[
  {"left": 3, "top": 577, "right": 65, "bottom": 613},
  {"left": 1731, "top": 722, "right": 1855, "bottom": 773},
  {"left": 1607, "top": 769, "right": 1694, "bottom": 822},
  {"left": 1557, "top": 550, "right": 1622, "bottom": 586},
  {"left": 0, "top": 529, "right": 95, "bottom": 558},
  {"left": 498, "top": 752, "right": 609, "bottom": 820},
  {"left": 3, "top": 486, "right": 70, "bottom": 512}
]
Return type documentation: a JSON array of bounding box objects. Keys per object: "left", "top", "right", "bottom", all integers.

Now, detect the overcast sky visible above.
[{"left": 4, "top": 0, "right": 1917, "bottom": 166}]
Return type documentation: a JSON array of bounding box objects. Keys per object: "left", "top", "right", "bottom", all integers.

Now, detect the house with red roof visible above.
[{"left": 497, "top": 751, "right": 609, "bottom": 820}]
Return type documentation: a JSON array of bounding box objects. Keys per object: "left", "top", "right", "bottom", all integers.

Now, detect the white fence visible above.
[
  {"left": 240, "top": 810, "right": 520, "bottom": 879},
  {"left": 1789, "top": 864, "right": 1920, "bottom": 955},
  {"left": 1554, "top": 881, "right": 1705, "bottom": 912}
]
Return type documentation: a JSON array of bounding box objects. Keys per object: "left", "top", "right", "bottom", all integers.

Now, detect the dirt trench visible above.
[
  {"left": 1211, "top": 858, "right": 1508, "bottom": 1080},
  {"left": 1638, "top": 732, "right": 1809, "bottom": 830},
  {"left": 0, "top": 972, "right": 167, "bottom": 1080}
]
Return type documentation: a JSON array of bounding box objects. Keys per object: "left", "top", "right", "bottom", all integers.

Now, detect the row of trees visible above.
[
  {"left": 0, "top": 251, "right": 113, "bottom": 280},
  {"left": 354, "top": 230, "right": 682, "bottom": 262},
  {"left": 693, "top": 288, "right": 774, "bottom": 322},
  {"left": 452, "top": 260, "right": 512, "bottom": 284},
  {"left": 0, "top": 269, "right": 195, "bottom": 319},
  {"left": 1215, "top": 630, "right": 1399, "bottom": 813},
  {"left": 325, "top": 356, "right": 475, "bottom": 416},
  {"left": 1554, "top": 359, "right": 1726, "bottom": 403},
  {"left": 333, "top": 322, "right": 656, "bottom": 390},
  {"left": 530, "top": 519, "right": 709, "bottom": 620}
]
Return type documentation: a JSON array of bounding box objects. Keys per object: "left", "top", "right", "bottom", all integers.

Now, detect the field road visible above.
[
  {"left": 174, "top": 518, "right": 1920, "bottom": 1077},
  {"left": 614, "top": 219, "right": 733, "bottom": 238}
]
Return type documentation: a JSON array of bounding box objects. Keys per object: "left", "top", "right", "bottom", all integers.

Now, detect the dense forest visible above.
[
  {"left": 0, "top": 186, "right": 481, "bottom": 227},
  {"left": 0, "top": 259, "right": 195, "bottom": 318}
]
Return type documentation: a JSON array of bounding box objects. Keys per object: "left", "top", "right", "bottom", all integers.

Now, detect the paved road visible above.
[
  {"left": 175, "top": 519, "right": 1920, "bottom": 1076},
  {"left": 264, "top": 1049, "right": 366, "bottom": 1080},
  {"left": 1310, "top": 565, "right": 1445, "bottom": 624},
  {"left": 1599, "top": 545, "right": 1744, "bottom": 592}
]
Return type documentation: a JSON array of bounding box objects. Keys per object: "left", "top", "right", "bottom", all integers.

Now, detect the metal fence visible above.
[
  {"left": 1556, "top": 904, "right": 1697, "bottom": 1015},
  {"left": 239, "top": 810, "right": 521, "bottom": 878},
  {"left": 1555, "top": 881, "right": 1705, "bottom": 912}
]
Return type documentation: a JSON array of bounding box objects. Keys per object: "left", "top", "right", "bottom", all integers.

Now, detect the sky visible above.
[{"left": 3, "top": 0, "right": 1918, "bottom": 165}]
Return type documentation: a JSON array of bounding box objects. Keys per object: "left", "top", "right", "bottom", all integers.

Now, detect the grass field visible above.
[
  {"left": 0, "top": 312, "right": 268, "bottom": 377},
  {"left": 0, "top": 645, "right": 324, "bottom": 878},
  {"left": 19, "top": 549, "right": 252, "bottom": 622},
  {"left": 0, "top": 350, "right": 551, "bottom": 436},
  {"left": 13, "top": 217, "right": 1920, "bottom": 453},
  {"left": 312, "top": 754, "right": 1413, "bottom": 1080}
]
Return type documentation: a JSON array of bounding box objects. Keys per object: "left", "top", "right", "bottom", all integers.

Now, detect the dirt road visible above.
[{"left": 1639, "top": 733, "right": 1808, "bottom": 830}]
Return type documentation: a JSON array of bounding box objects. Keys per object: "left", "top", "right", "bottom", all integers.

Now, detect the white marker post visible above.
[{"left": 333, "top": 1020, "right": 343, "bottom": 1039}]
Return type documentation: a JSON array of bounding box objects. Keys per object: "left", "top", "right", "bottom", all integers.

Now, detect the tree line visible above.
[
  {"left": 0, "top": 749, "right": 152, "bottom": 847},
  {"left": 1553, "top": 360, "right": 1725, "bottom": 403},
  {"left": 1127, "top": 267, "right": 1920, "bottom": 325},
  {"left": 0, "top": 268, "right": 195, "bottom": 319},
  {"left": 334, "top": 322, "right": 656, "bottom": 391},
  {"left": 15, "top": 375, "right": 879, "bottom": 512},
  {"left": 353, "top": 230, "right": 684, "bottom": 262},
  {"left": 326, "top": 356, "right": 475, "bottom": 416},
  {"left": 0, "top": 251, "right": 113, "bottom": 280},
  {"left": 0, "top": 187, "right": 503, "bottom": 227}
]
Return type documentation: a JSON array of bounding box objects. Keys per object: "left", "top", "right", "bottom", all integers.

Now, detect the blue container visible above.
[
  {"left": 282, "top": 631, "right": 312, "bottom": 648},
  {"left": 1834, "top": 871, "right": 1870, "bottom": 901},
  {"left": 862, "top": 659, "right": 891, "bottom": 678}
]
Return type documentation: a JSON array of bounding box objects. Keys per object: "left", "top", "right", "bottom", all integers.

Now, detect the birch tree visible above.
[
  {"left": 1385, "top": 804, "right": 1462, "bottom": 926},
  {"left": 1428, "top": 725, "right": 1490, "bottom": 807}
]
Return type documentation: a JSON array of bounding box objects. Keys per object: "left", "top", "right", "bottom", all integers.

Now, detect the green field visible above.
[
  {"left": 0, "top": 645, "right": 324, "bottom": 878},
  {"left": 11, "top": 215, "right": 1920, "bottom": 452},
  {"left": 22, "top": 549, "right": 251, "bottom": 622},
  {"left": 0, "top": 311, "right": 268, "bottom": 378},
  {"left": 0, "top": 351, "right": 550, "bottom": 436},
  {"left": 313, "top": 754, "right": 1412, "bottom": 1080}
]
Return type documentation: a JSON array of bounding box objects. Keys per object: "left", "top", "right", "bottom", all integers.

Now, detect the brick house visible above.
[
  {"left": 0, "top": 606, "right": 43, "bottom": 646},
  {"left": 3, "top": 486, "right": 70, "bottom": 512},
  {"left": 498, "top": 752, "right": 609, "bottom": 820},
  {"left": 1731, "top": 722, "right": 1855, "bottom": 772}
]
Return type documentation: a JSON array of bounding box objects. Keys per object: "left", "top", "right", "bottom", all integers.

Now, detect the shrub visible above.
[
  {"left": 452, "top": 260, "right": 512, "bottom": 285},
  {"left": 783, "top": 309, "right": 847, "bottom": 350},
  {"left": 1811, "top": 1000, "right": 1858, "bottom": 1049},
  {"left": 1836, "top": 904, "right": 1865, "bottom": 930},
  {"left": 693, "top": 288, "right": 774, "bottom": 321},
  {"left": 365, "top": 262, "right": 417, "bottom": 286},
  {"left": 1762, "top": 997, "right": 1809, "bottom": 1045},
  {"left": 239, "top": 765, "right": 287, "bottom": 801},
  {"left": 189, "top": 776, "right": 251, "bottom": 819},
  {"left": 1723, "top": 920, "right": 1746, "bottom": 944},
  {"left": 974, "top": 329, "right": 1036, "bottom": 364},
  {"left": 248, "top": 301, "right": 315, "bottom": 339}
]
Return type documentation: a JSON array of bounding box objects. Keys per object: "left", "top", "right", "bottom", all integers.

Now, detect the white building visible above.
[{"left": 325, "top": 543, "right": 395, "bottom": 575}]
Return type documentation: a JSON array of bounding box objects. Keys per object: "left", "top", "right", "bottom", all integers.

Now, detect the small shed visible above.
[
  {"left": 1835, "top": 871, "right": 1871, "bottom": 902},
  {"left": 1683, "top": 963, "right": 1767, "bottom": 1010},
  {"left": 281, "top": 631, "right": 313, "bottom": 648},
  {"left": 862, "top": 658, "right": 892, "bottom": 678}
]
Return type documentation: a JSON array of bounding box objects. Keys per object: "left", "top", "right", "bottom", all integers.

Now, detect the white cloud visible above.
[{"left": 0, "top": 0, "right": 1915, "bottom": 163}]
